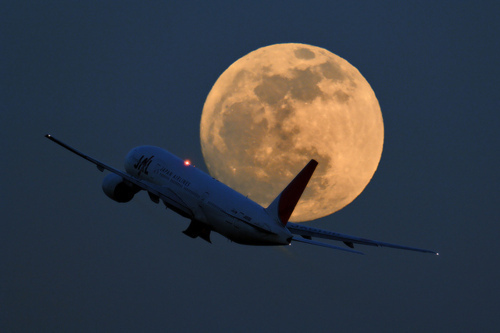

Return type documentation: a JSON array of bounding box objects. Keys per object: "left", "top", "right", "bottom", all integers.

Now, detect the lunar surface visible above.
[{"left": 200, "top": 43, "right": 383, "bottom": 222}]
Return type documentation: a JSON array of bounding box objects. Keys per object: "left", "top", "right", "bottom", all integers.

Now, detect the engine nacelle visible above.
[{"left": 102, "top": 173, "right": 139, "bottom": 203}]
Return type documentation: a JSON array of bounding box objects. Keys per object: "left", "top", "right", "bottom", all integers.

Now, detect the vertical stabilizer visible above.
[{"left": 266, "top": 159, "right": 318, "bottom": 226}]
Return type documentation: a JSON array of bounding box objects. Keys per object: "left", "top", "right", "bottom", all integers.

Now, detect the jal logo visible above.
[{"left": 134, "top": 155, "right": 154, "bottom": 176}]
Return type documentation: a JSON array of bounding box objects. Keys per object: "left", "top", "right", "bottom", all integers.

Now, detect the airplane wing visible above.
[
  {"left": 287, "top": 222, "right": 438, "bottom": 255},
  {"left": 45, "top": 134, "right": 194, "bottom": 217},
  {"left": 291, "top": 236, "right": 364, "bottom": 254}
]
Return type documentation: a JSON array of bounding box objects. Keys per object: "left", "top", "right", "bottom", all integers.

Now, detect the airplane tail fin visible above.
[{"left": 266, "top": 159, "right": 318, "bottom": 226}]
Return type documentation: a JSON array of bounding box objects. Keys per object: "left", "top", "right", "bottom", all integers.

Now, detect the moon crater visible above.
[{"left": 201, "top": 43, "right": 383, "bottom": 221}]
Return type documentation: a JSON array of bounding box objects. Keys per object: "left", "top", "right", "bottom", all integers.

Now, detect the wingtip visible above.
[{"left": 45, "top": 134, "right": 51, "bottom": 138}]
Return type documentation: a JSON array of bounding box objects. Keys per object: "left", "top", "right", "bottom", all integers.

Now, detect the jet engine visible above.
[{"left": 102, "top": 173, "right": 139, "bottom": 203}]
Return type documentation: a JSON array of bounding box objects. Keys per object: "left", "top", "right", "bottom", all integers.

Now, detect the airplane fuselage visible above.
[{"left": 124, "top": 146, "right": 293, "bottom": 246}]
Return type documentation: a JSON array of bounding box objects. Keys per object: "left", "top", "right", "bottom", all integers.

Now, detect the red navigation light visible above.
[{"left": 184, "top": 160, "right": 191, "bottom": 166}]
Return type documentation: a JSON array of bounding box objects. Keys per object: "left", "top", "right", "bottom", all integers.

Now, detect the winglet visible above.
[{"left": 266, "top": 159, "right": 318, "bottom": 226}]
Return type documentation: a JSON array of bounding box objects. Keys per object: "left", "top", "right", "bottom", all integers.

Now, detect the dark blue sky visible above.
[{"left": 2, "top": 1, "right": 499, "bottom": 332}]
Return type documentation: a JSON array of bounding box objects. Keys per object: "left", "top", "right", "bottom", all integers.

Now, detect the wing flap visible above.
[
  {"left": 287, "top": 222, "right": 438, "bottom": 255},
  {"left": 291, "top": 237, "right": 364, "bottom": 254}
]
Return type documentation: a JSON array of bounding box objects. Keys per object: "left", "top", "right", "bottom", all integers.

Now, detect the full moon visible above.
[{"left": 200, "top": 43, "right": 383, "bottom": 222}]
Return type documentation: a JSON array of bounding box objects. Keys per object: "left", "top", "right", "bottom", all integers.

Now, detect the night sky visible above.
[{"left": 2, "top": 1, "right": 499, "bottom": 332}]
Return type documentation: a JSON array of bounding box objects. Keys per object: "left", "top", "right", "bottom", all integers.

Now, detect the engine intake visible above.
[{"left": 102, "top": 173, "right": 139, "bottom": 203}]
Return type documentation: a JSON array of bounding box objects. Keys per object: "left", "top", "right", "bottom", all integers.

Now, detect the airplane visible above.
[{"left": 45, "top": 134, "right": 438, "bottom": 255}]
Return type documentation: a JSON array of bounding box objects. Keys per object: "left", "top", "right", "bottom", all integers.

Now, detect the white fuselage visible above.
[{"left": 124, "top": 146, "right": 292, "bottom": 245}]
